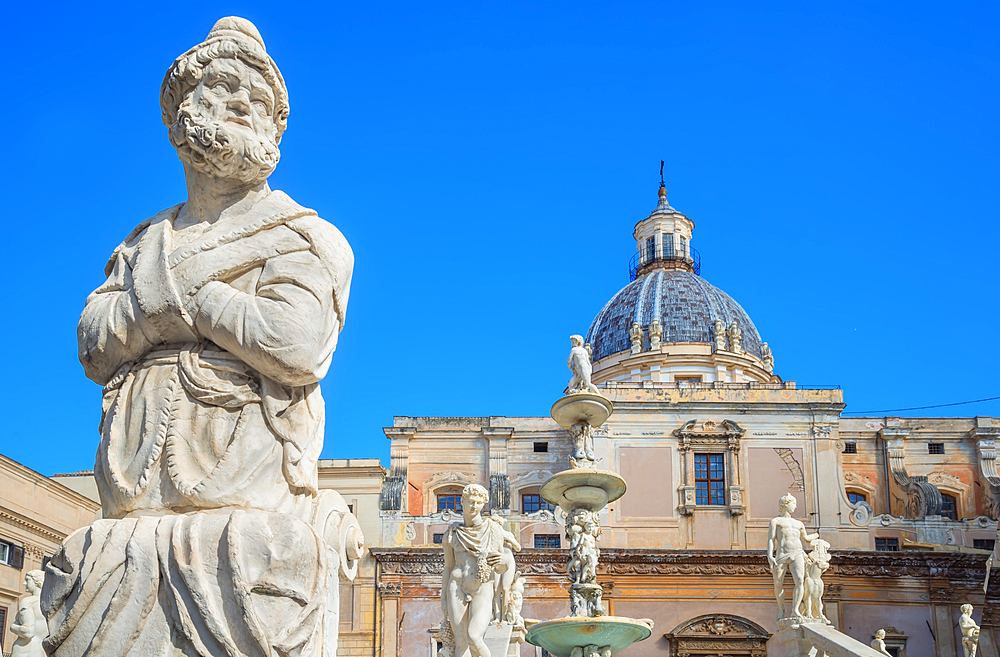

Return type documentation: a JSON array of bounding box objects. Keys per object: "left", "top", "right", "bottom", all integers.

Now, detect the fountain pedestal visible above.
[{"left": 525, "top": 388, "right": 653, "bottom": 657}]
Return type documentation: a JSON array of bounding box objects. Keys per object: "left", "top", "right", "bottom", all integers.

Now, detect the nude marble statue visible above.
[
  {"left": 441, "top": 484, "right": 522, "bottom": 657},
  {"left": 10, "top": 571, "right": 47, "bottom": 657},
  {"left": 960, "top": 604, "right": 980, "bottom": 657},
  {"left": 566, "top": 334, "right": 601, "bottom": 395},
  {"left": 42, "top": 17, "right": 361, "bottom": 657},
  {"left": 767, "top": 494, "right": 818, "bottom": 621}
]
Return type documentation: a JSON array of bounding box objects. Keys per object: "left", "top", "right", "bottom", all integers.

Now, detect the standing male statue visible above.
[
  {"left": 960, "top": 604, "right": 980, "bottom": 657},
  {"left": 767, "top": 493, "right": 818, "bottom": 621},
  {"left": 566, "top": 334, "right": 600, "bottom": 395},
  {"left": 42, "top": 17, "right": 361, "bottom": 657},
  {"left": 441, "top": 484, "right": 522, "bottom": 657}
]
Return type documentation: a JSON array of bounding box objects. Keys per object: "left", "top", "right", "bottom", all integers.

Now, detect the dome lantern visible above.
[{"left": 585, "top": 181, "right": 777, "bottom": 386}]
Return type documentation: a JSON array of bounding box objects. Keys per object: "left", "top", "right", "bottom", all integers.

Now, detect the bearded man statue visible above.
[{"left": 41, "top": 17, "right": 362, "bottom": 657}]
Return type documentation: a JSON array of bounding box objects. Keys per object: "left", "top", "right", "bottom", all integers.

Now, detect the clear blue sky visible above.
[{"left": 2, "top": 2, "right": 998, "bottom": 475}]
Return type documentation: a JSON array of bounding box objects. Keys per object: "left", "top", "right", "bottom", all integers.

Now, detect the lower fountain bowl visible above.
[{"left": 526, "top": 616, "right": 652, "bottom": 657}]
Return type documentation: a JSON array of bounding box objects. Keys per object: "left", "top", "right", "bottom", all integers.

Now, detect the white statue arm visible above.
[
  {"left": 441, "top": 530, "right": 454, "bottom": 619},
  {"left": 10, "top": 606, "right": 35, "bottom": 639},
  {"left": 800, "top": 525, "right": 819, "bottom": 545},
  {"left": 78, "top": 252, "right": 159, "bottom": 385},
  {"left": 192, "top": 249, "right": 340, "bottom": 387},
  {"left": 766, "top": 518, "right": 778, "bottom": 568}
]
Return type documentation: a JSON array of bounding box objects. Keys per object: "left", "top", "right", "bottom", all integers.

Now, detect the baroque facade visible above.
[{"left": 370, "top": 186, "right": 1000, "bottom": 657}]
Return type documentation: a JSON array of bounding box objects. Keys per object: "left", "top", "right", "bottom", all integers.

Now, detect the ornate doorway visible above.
[{"left": 663, "top": 614, "right": 770, "bottom": 656}]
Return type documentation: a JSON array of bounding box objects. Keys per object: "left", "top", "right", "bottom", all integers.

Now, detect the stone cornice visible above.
[
  {"left": 370, "top": 547, "right": 989, "bottom": 583},
  {"left": 0, "top": 454, "right": 102, "bottom": 512},
  {"left": 0, "top": 505, "right": 69, "bottom": 542}
]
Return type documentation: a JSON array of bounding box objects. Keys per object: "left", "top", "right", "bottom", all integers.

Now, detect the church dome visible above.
[
  {"left": 581, "top": 180, "right": 775, "bottom": 384},
  {"left": 585, "top": 269, "right": 764, "bottom": 362}
]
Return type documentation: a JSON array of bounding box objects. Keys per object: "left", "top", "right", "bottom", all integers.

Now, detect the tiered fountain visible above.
[{"left": 525, "top": 336, "right": 653, "bottom": 657}]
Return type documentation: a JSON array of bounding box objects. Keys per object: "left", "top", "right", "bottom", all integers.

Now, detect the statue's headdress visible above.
[{"left": 160, "top": 17, "right": 290, "bottom": 140}]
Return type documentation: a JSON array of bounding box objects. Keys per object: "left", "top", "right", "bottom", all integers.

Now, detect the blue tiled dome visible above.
[{"left": 585, "top": 270, "right": 763, "bottom": 363}]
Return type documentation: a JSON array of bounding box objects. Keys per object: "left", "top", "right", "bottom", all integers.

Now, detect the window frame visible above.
[
  {"left": 433, "top": 533, "right": 444, "bottom": 545},
  {"left": 973, "top": 539, "right": 996, "bottom": 552},
  {"left": 694, "top": 453, "right": 726, "bottom": 506},
  {"left": 928, "top": 442, "right": 945, "bottom": 455},
  {"left": 875, "top": 537, "right": 899, "bottom": 552},
  {"left": 437, "top": 493, "right": 463, "bottom": 512},
  {"left": 842, "top": 442, "right": 857, "bottom": 454},
  {"left": 533, "top": 534, "right": 561, "bottom": 549},
  {"left": 847, "top": 491, "right": 867, "bottom": 505},
  {"left": 521, "top": 492, "right": 556, "bottom": 515},
  {"left": 939, "top": 493, "right": 958, "bottom": 520}
]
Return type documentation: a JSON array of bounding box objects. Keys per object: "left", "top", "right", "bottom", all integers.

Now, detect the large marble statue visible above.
[
  {"left": 42, "top": 17, "right": 362, "bottom": 657},
  {"left": 960, "top": 604, "right": 980, "bottom": 657},
  {"left": 871, "top": 629, "right": 892, "bottom": 656},
  {"left": 10, "top": 571, "right": 47, "bottom": 657},
  {"left": 442, "top": 484, "right": 522, "bottom": 657},
  {"left": 767, "top": 494, "right": 819, "bottom": 621},
  {"left": 566, "top": 335, "right": 600, "bottom": 395}
]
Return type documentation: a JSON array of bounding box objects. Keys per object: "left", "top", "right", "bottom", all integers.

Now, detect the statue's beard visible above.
[{"left": 169, "top": 100, "right": 280, "bottom": 184}]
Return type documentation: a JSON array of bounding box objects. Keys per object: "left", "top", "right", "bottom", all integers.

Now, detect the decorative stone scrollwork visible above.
[
  {"left": 849, "top": 500, "right": 873, "bottom": 527},
  {"left": 976, "top": 436, "right": 1000, "bottom": 520},
  {"left": 377, "top": 583, "right": 401, "bottom": 597},
  {"left": 664, "top": 614, "right": 770, "bottom": 657},
  {"left": 880, "top": 429, "right": 943, "bottom": 518}
]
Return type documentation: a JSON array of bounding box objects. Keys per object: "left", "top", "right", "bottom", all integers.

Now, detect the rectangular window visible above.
[
  {"left": 843, "top": 442, "right": 857, "bottom": 454},
  {"left": 437, "top": 494, "right": 462, "bottom": 511},
  {"left": 875, "top": 537, "right": 899, "bottom": 552},
  {"left": 0, "top": 540, "right": 23, "bottom": 569},
  {"left": 534, "top": 534, "right": 561, "bottom": 548},
  {"left": 974, "top": 539, "right": 996, "bottom": 551},
  {"left": 347, "top": 504, "right": 354, "bottom": 514},
  {"left": 847, "top": 491, "right": 867, "bottom": 505},
  {"left": 534, "top": 442, "right": 548, "bottom": 453},
  {"left": 928, "top": 442, "right": 945, "bottom": 454},
  {"left": 0, "top": 605, "right": 6, "bottom": 653},
  {"left": 675, "top": 375, "right": 702, "bottom": 384},
  {"left": 694, "top": 453, "right": 726, "bottom": 505},
  {"left": 680, "top": 235, "right": 688, "bottom": 257},
  {"left": 522, "top": 493, "right": 556, "bottom": 514},
  {"left": 645, "top": 236, "right": 656, "bottom": 263},
  {"left": 940, "top": 494, "right": 957, "bottom": 520},
  {"left": 433, "top": 533, "right": 444, "bottom": 544},
  {"left": 663, "top": 233, "right": 674, "bottom": 257}
]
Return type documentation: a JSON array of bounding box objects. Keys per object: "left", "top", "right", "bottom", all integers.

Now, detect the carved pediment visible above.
[
  {"left": 664, "top": 614, "right": 770, "bottom": 656},
  {"left": 674, "top": 419, "right": 744, "bottom": 451},
  {"left": 424, "top": 471, "right": 478, "bottom": 491}
]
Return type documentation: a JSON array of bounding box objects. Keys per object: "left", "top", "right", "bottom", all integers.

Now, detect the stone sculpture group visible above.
[
  {"left": 768, "top": 493, "right": 830, "bottom": 624},
  {"left": 38, "top": 17, "right": 362, "bottom": 657},
  {"left": 439, "top": 484, "right": 523, "bottom": 657}
]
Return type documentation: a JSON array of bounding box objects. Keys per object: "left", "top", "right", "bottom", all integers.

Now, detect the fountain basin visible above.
[
  {"left": 550, "top": 393, "right": 613, "bottom": 429},
  {"left": 526, "top": 616, "right": 652, "bottom": 657},
  {"left": 541, "top": 469, "right": 626, "bottom": 511}
]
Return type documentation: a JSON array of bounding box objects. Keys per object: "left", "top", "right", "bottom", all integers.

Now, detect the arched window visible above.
[
  {"left": 940, "top": 493, "right": 958, "bottom": 520},
  {"left": 847, "top": 491, "right": 867, "bottom": 505}
]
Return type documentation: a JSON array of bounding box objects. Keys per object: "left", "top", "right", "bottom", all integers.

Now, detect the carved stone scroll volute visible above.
[
  {"left": 880, "top": 427, "right": 942, "bottom": 518},
  {"left": 972, "top": 418, "right": 1000, "bottom": 520}
]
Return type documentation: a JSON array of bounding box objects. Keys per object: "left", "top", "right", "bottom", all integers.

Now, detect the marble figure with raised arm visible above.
[{"left": 767, "top": 493, "right": 818, "bottom": 621}]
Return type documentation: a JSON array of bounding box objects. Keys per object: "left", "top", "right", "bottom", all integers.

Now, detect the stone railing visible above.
[{"left": 777, "top": 622, "right": 882, "bottom": 657}]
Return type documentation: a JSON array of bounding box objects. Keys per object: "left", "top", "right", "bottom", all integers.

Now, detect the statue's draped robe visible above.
[{"left": 43, "top": 191, "right": 356, "bottom": 657}]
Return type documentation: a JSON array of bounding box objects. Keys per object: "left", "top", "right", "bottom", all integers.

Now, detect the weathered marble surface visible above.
[
  {"left": 440, "top": 484, "right": 522, "bottom": 657},
  {"left": 42, "top": 16, "right": 360, "bottom": 657},
  {"left": 10, "top": 571, "right": 46, "bottom": 657}
]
